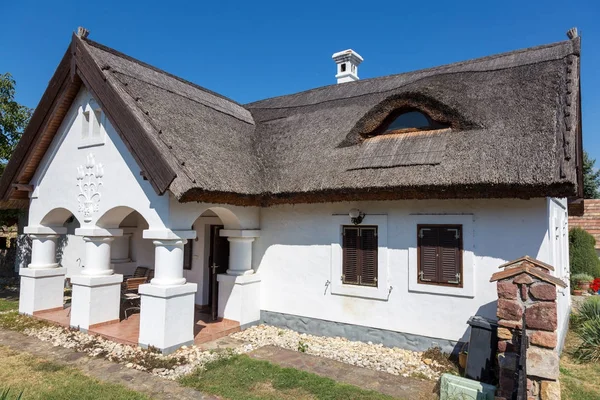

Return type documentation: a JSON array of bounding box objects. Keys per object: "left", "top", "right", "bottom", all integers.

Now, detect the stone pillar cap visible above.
[
  {"left": 497, "top": 255, "right": 554, "bottom": 271},
  {"left": 490, "top": 263, "right": 567, "bottom": 288}
]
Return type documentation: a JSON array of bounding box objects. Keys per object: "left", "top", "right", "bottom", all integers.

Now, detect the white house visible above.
[{"left": 1, "top": 28, "right": 581, "bottom": 354}]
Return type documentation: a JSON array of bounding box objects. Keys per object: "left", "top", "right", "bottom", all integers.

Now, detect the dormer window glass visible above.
[{"left": 373, "top": 110, "right": 449, "bottom": 137}]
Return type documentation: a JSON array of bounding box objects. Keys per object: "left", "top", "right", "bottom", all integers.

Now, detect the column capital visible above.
[
  {"left": 219, "top": 229, "right": 261, "bottom": 238},
  {"left": 75, "top": 227, "right": 123, "bottom": 237},
  {"left": 143, "top": 229, "right": 196, "bottom": 241},
  {"left": 24, "top": 226, "right": 67, "bottom": 235}
]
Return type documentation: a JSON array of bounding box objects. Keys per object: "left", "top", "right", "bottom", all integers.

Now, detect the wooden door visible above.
[{"left": 208, "top": 225, "right": 229, "bottom": 320}]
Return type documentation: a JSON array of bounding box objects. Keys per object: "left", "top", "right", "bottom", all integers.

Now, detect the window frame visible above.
[
  {"left": 416, "top": 224, "right": 463, "bottom": 288},
  {"left": 368, "top": 108, "right": 448, "bottom": 138},
  {"left": 341, "top": 225, "right": 378, "bottom": 287},
  {"left": 183, "top": 239, "right": 193, "bottom": 270},
  {"left": 408, "top": 214, "right": 474, "bottom": 298},
  {"left": 330, "top": 214, "right": 389, "bottom": 300}
]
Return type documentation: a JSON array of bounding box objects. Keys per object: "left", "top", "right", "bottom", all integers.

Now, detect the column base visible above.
[
  {"left": 217, "top": 273, "right": 261, "bottom": 326},
  {"left": 138, "top": 282, "right": 197, "bottom": 354},
  {"left": 70, "top": 274, "right": 123, "bottom": 330},
  {"left": 19, "top": 267, "right": 67, "bottom": 315}
]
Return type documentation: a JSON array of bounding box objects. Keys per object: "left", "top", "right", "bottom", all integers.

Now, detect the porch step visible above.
[{"left": 194, "top": 325, "right": 241, "bottom": 345}]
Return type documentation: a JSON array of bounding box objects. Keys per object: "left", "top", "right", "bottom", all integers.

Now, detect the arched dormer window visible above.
[{"left": 375, "top": 109, "right": 448, "bottom": 137}]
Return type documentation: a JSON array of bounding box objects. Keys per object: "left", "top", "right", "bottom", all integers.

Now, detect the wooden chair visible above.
[
  {"left": 123, "top": 266, "right": 149, "bottom": 280},
  {"left": 120, "top": 277, "right": 147, "bottom": 319},
  {"left": 146, "top": 269, "right": 155, "bottom": 281}
]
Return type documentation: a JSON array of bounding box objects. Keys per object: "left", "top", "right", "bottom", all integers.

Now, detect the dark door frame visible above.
[{"left": 208, "top": 224, "right": 229, "bottom": 320}]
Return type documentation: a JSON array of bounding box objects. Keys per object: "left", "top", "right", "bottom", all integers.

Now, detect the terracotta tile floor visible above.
[{"left": 32, "top": 306, "right": 240, "bottom": 347}]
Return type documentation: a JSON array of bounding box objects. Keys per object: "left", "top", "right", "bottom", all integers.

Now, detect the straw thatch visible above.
[{"left": 1, "top": 36, "right": 582, "bottom": 208}]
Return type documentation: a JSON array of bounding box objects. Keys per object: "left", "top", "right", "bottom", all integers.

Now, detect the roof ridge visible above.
[
  {"left": 82, "top": 37, "right": 247, "bottom": 109},
  {"left": 246, "top": 39, "right": 575, "bottom": 109}
]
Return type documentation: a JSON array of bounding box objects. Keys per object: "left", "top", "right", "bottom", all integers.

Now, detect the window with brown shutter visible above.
[
  {"left": 342, "top": 226, "right": 378, "bottom": 287},
  {"left": 183, "top": 239, "right": 193, "bottom": 270},
  {"left": 417, "top": 225, "right": 462, "bottom": 287}
]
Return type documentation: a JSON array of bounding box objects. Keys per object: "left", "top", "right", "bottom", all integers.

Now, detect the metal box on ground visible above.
[
  {"left": 439, "top": 373, "right": 496, "bottom": 400},
  {"left": 466, "top": 315, "right": 498, "bottom": 383}
]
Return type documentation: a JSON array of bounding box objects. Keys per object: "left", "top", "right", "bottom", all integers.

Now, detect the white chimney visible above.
[{"left": 332, "top": 49, "right": 363, "bottom": 84}]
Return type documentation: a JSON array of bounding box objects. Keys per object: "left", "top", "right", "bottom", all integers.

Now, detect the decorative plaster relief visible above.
[{"left": 77, "top": 153, "right": 103, "bottom": 222}]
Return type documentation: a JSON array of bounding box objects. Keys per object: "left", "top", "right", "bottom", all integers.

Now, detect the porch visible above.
[
  {"left": 34, "top": 306, "right": 241, "bottom": 346},
  {"left": 20, "top": 202, "right": 261, "bottom": 354}
]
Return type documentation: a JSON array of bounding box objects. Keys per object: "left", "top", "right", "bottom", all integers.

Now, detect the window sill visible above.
[
  {"left": 408, "top": 282, "right": 474, "bottom": 298},
  {"left": 331, "top": 281, "right": 390, "bottom": 300}
]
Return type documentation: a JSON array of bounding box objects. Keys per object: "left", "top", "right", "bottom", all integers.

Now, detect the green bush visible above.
[
  {"left": 571, "top": 273, "right": 594, "bottom": 288},
  {"left": 574, "top": 316, "right": 600, "bottom": 363},
  {"left": 569, "top": 228, "right": 600, "bottom": 278},
  {"left": 572, "top": 296, "right": 600, "bottom": 329}
]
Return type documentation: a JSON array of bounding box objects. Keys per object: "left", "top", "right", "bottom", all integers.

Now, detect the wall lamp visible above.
[{"left": 349, "top": 208, "right": 365, "bottom": 225}]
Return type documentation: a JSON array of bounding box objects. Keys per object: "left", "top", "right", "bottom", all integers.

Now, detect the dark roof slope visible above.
[
  {"left": 0, "top": 34, "right": 583, "bottom": 207},
  {"left": 247, "top": 38, "right": 582, "bottom": 203},
  {"left": 83, "top": 39, "right": 263, "bottom": 197}
]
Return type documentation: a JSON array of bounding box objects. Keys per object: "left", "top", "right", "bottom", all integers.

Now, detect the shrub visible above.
[
  {"left": 569, "top": 228, "right": 600, "bottom": 277},
  {"left": 574, "top": 317, "right": 600, "bottom": 363},
  {"left": 571, "top": 273, "right": 594, "bottom": 288},
  {"left": 572, "top": 296, "right": 600, "bottom": 329}
]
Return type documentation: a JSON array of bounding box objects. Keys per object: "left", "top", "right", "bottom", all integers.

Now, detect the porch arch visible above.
[{"left": 39, "top": 207, "right": 80, "bottom": 226}]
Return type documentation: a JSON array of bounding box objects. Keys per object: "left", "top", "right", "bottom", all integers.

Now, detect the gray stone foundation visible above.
[{"left": 260, "top": 310, "right": 458, "bottom": 354}]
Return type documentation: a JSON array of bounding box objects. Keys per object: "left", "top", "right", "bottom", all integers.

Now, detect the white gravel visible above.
[
  {"left": 23, "top": 325, "right": 251, "bottom": 380},
  {"left": 232, "top": 325, "right": 443, "bottom": 379},
  {"left": 22, "top": 321, "right": 443, "bottom": 381}
]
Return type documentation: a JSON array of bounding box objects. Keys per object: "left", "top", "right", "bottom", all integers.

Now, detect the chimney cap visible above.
[{"left": 332, "top": 49, "right": 364, "bottom": 63}]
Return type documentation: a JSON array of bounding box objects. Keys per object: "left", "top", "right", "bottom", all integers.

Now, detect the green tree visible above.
[
  {"left": 0, "top": 73, "right": 31, "bottom": 227},
  {"left": 583, "top": 151, "right": 600, "bottom": 199},
  {"left": 570, "top": 227, "right": 600, "bottom": 278}
]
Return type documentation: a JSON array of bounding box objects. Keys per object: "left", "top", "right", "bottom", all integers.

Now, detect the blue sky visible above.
[{"left": 2, "top": 0, "right": 599, "bottom": 160}]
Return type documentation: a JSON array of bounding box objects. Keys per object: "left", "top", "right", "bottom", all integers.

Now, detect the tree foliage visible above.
[
  {"left": 570, "top": 227, "right": 600, "bottom": 278},
  {"left": 0, "top": 73, "right": 31, "bottom": 227},
  {"left": 583, "top": 151, "right": 600, "bottom": 199}
]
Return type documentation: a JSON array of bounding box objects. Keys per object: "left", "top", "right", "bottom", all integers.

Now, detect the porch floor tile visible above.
[{"left": 32, "top": 306, "right": 241, "bottom": 348}]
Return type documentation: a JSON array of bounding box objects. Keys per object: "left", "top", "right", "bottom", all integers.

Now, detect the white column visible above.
[
  {"left": 19, "top": 226, "right": 67, "bottom": 315},
  {"left": 81, "top": 236, "right": 114, "bottom": 276},
  {"left": 70, "top": 228, "right": 123, "bottom": 330},
  {"left": 139, "top": 229, "right": 197, "bottom": 354},
  {"left": 151, "top": 239, "right": 187, "bottom": 286},
  {"left": 227, "top": 237, "right": 256, "bottom": 276},
  {"left": 111, "top": 233, "right": 131, "bottom": 263},
  {"left": 29, "top": 234, "right": 59, "bottom": 269},
  {"left": 217, "top": 229, "right": 261, "bottom": 326}
]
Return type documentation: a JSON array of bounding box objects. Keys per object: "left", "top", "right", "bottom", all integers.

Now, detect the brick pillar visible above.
[{"left": 491, "top": 257, "right": 565, "bottom": 400}]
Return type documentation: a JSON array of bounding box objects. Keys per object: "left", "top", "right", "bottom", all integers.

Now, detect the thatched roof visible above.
[{"left": 0, "top": 33, "right": 583, "bottom": 207}]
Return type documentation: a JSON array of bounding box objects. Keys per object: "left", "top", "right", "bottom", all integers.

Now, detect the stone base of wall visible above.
[{"left": 261, "top": 310, "right": 458, "bottom": 354}]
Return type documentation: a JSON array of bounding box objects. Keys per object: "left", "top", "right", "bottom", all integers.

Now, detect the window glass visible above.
[{"left": 385, "top": 111, "right": 431, "bottom": 132}]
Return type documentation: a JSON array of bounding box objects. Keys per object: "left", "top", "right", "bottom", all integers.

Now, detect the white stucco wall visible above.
[
  {"left": 27, "top": 88, "right": 170, "bottom": 231},
  {"left": 254, "top": 198, "right": 562, "bottom": 343},
  {"left": 23, "top": 87, "right": 571, "bottom": 347}
]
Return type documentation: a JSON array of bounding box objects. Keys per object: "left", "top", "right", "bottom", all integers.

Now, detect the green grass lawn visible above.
[
  {"left": 561, "top": 327, "right": 600, "bottom": 399},
  {"left": 0, "top": 345, "right": 149, "bottom": 400},
  {"left": 180, "top": 354, "right": 398, "bottom": 400},
  {"left": 0, "top": 296, "right": 18, "bottom": 312}
]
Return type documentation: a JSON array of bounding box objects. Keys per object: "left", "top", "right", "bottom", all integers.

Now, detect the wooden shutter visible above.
[
  {"left": 418, "top": 225, "right": 462, "bottom": 285},
  {"left": 342, "top": 227, "right": 360, "bottom": 284},
  {"left": 439, "top": 227, "right": 461, "bottom": 284},
  {"left": 360, "top": 227, "right": 378, "bottom": 286},
  {"left": 418, "top": 227, "right": 438, "bottom": 282}
]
